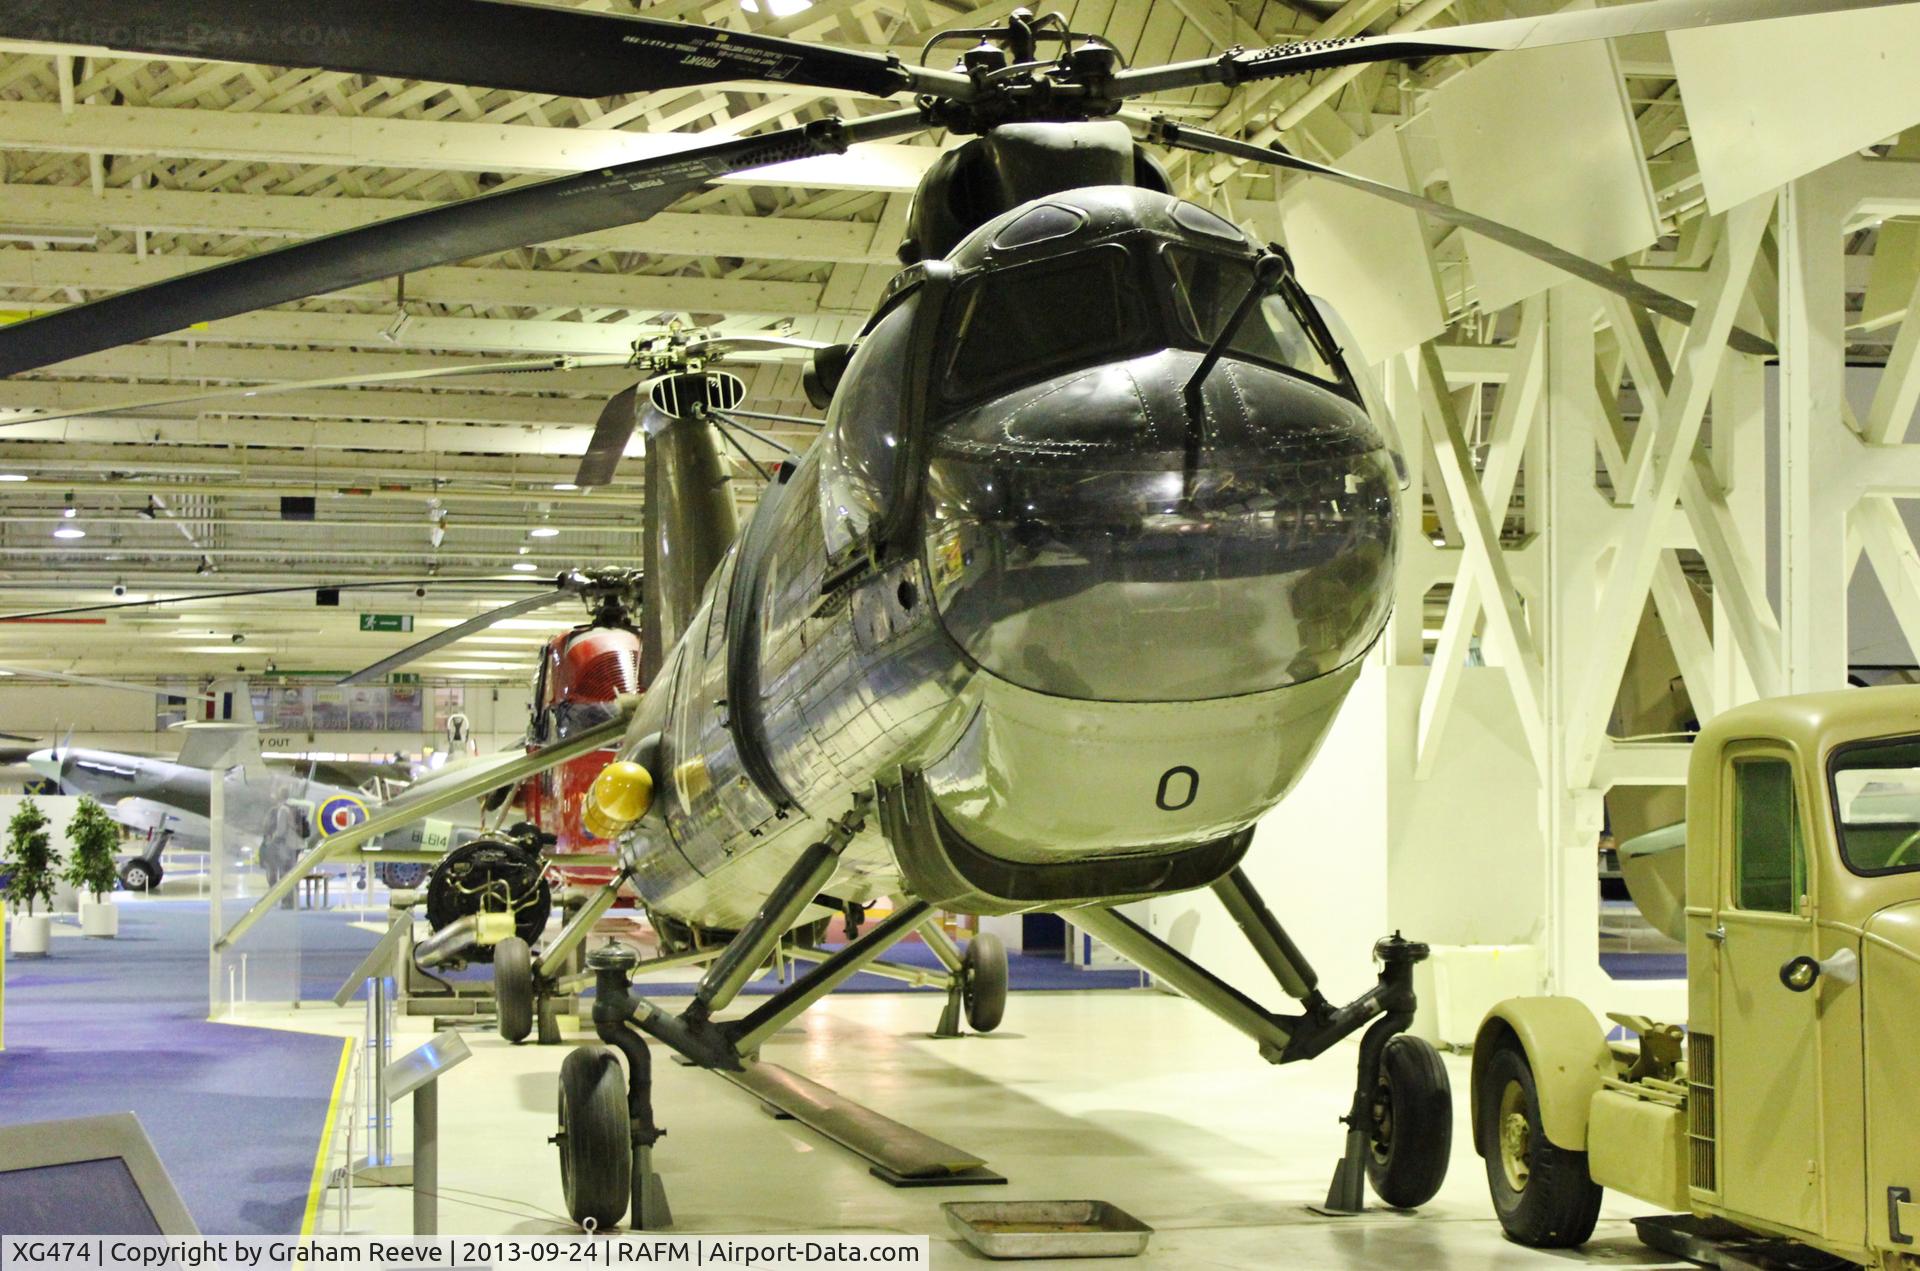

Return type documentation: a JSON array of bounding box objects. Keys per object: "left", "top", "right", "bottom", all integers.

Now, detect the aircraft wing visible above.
[{"left": 215, "top": 696, "right": 637, "bottom": 950}]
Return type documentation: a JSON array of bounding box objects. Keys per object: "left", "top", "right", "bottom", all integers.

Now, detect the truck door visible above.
[{"left": 1714, "top": 747, "right": 1822, "bottom": 1234}]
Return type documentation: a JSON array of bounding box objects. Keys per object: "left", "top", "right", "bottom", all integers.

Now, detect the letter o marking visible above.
[{"left": 1156, "top": 765, "right": 1199, "bottom": 811}]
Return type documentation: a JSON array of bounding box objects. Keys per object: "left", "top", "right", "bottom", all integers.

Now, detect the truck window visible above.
[
  {"left": 1829, "top": 734, "right": 1920, "bottom": 875},
  {"left": 1731, "top": 757, "right": 1806, "bottom": 914}
]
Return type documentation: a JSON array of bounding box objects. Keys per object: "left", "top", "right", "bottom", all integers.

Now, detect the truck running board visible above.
[{"left": 1633, "top": 1214, "right": 1851, "bottom": 1270}]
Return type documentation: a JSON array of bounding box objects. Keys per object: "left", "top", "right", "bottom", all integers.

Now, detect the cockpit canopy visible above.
[{"left": 938, "top": 187, "right": 1350, "bottom": 407}]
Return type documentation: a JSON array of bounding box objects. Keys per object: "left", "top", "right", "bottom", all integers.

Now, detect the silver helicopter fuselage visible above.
[{"left": 616, "top": 184, "right": 1399, "bottom": 932}]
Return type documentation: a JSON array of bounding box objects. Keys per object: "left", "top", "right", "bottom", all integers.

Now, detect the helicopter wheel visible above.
[
  {"left": 962, "top": 933, "right": 1008, "bottom": 1033},
  {"left": 1365, "top": 1034, "right": 1452, "bottom": 1209},
  {"left": 556, "top": 1045, "right": 630, "bottom": 1231},
  {"left": 494, "top": 936, "right": 535, "bottom": 1044}
]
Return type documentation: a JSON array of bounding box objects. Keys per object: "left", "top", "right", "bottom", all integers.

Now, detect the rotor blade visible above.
[
  {"left": 1138, "top": 117, "right": 1776, "bottom": 358},
  {"left": 0, "top": 0, "right": 971, "bottom": 102},
  {"left": 0, "top": 577, "right": 548, "bottom": 622},
  {"left": 335, "top": 587, "right": 577, "bottom": 686},
  {"left": 0, "top": 666, "right": 216, "bottom": 700},
  {"left": 683, "top": 335, "right": 828, "bottom": 360},
  {"left": 576, "top": 386, "right": 641, "bottom": 489},
  {"left": 1112, "top": 0, "right": 1920, "bottom": 98},
  {"left": 0, "top": 355, "right": 636, "bottom": 429},
  {"left": 0, "top": 109, "right": 927, "bottom": 377}
]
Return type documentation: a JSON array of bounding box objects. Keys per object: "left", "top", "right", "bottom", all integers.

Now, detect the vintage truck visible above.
[{"left": 1472, "top": 687, "right": 1920, "bottom": 1268}]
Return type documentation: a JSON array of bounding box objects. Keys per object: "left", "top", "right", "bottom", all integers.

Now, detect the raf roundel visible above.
[{"left": 316, "top": 794, "right": 370, "bottom": 838}]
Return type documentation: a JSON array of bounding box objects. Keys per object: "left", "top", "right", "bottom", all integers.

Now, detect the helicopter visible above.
[{"left": 0, "top": 0, "right": 1904, "bottom": 1234}]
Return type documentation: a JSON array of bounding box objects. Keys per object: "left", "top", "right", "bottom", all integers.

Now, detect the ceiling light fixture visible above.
[
  {"left": 529, "top": 526, "right": 559, "bottom": 539},
  {"left": 52, "top": 526, "right": 85, "bottom": 540},
  {"left": 511, "top": 561, "right": 539, "bottom": 572},
  {"left": 0, "top": 473, "right": 26, "bottom": 482},
  {"left": 552, "top": 482, "right": 578, "bottom": 492},
  {"left": 741, "top": 0, "right": 812, "bottom": 14}
]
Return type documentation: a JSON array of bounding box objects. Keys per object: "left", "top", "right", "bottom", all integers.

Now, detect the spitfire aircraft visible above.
[
  {"left": 0, "top": 0, "right": 1903, "bottom": 1234},
  {"left": 15, "top": 679, "right": 464, "bottom": 892}
]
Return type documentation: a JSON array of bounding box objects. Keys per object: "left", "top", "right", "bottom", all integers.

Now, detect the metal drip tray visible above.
[{"left": 942, "top": 1200, "right": 1153, "bottom": 1259}]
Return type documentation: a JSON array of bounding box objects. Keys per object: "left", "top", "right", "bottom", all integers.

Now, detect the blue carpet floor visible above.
[{"left": 0, "top": 900, "right": 347, "bottom": 1235}]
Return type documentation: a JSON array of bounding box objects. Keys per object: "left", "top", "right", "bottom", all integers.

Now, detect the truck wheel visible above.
[
  {"left": 962, "top": 933, "right": 1008, "bottom": 1033},
  {"left": 494, "top": 936, "right": 535, "bottom": 1044},
  {"left": 1477, "top": 1039, "right": 1603, "bottom": 1247},
  {"left": 1365, "top": 1033, "right": 1452, "bottom": 1208},
  {"left": 556, "top": 1046, "right": 630, "bottom": 1230}
]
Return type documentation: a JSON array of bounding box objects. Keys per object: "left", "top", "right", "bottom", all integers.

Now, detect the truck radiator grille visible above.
[{"left": 1688, "top": 1032, "right": 1716, "bottom": 1191}]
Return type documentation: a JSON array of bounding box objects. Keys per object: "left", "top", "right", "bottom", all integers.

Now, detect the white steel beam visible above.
[
  {"left": 1414, "top": 298, "right": 1545, "bottom": 779},
  {"left": 1566, "top": 195, "right": 1771, "bottom": 783}
]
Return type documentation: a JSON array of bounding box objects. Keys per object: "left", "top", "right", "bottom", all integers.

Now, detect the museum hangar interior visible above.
[{"left": 2, "top": 0, "right": 1920, "bottom": 1266}]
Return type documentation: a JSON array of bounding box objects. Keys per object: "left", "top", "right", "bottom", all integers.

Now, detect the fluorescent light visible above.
[
  {"left": 511, "top": 561, "right": 539, "bottom": 572},
  {"left": 528, "top": 526, "right": 559, "bottom": 539},
  {"left": 0, "top": 473, "right": 25, "bottom": 482},
  {"left": 552, "top": 482, "right": 578, "bottom": 492},
  {"left": 53, "top": 526, "right": 86, "bottom": 539},
  {"left": 741, "top": 0, "right": 812, "bottom": 13}
]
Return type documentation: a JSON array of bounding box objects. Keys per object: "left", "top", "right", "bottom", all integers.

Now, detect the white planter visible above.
[
  {"left": 10, "top": 912, "right": 50, "bottom": 955},
  {"left": 79, "top": 897, "right": 118, "bottom": 938}
]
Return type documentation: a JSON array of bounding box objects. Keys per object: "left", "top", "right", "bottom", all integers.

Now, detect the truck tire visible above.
[
  {"left": 1477, "top": 1039, "right": 1603, "bottom": 1247},
  {"left": 1365, "top": 1033, "right": 1452, "bottom": 1208}
]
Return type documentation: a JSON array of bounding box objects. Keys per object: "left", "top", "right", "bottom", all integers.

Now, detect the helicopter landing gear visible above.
[
  {"left": 932, "top": 929, "right": 1008, "bottom": 1038},
  {"left": 549, "top": 946, "right": 670, "bottom": 1231},
  {"left": 1064, "top": 871, "right": 1448, "bottom": 1216},
  {"left": 554, "top": 1044, "right": 631, "bottom": 1230}
]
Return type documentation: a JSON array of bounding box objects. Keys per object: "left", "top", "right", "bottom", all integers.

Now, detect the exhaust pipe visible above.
[{"left": 414, "top": 910, "right": 516, "bottom": 969}]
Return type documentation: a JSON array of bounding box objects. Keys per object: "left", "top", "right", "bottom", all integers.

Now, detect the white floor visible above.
[{"left": 240, "top": 988, "right": 1689, "bottom": 1269}]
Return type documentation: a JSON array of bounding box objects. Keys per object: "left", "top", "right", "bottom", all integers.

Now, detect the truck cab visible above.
[{"left": 1472, "top": 687, "right": 1920, "bottom": 1267}]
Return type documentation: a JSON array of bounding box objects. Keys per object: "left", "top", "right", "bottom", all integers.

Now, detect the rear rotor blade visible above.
[
  {"left": 0, "top": 109, "right": 926, "bottom": 377},
  {"left": 1112, "top": 0, "right": 1920, "bottom": 97},
  {"left": 0, "top": 0, "right": 965, "bottom": 101},
  {"left": 576, "top": 386, "right": 640, "bottom": 489},
  {"left": 1139, "top": 117, "right": 1776, "bottom": 357},
  {"left": 335, "top": 587, "right": 577, "bottom": 686}
]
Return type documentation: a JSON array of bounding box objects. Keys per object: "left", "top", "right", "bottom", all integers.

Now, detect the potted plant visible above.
[
  {"left": 4, "top": 797, "right": 62, "bottom": 955},
  {"left": 65, "top": 796, "right": 121, "bottom": 937}
]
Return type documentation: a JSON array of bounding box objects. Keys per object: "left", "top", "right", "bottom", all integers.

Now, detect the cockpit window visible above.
[
  {"left": 1164, "top": 246, "right": 1342, "bottom": 389},
  {"left": 943, "top": 246, "right": 1151, "bottom": 403}
]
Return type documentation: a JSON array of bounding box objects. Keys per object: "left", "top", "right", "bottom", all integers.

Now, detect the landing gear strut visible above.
[
  {"left": 551, "top": 944, "right": 671, "bottom": 1231},
  {"left": 1064, "top": 870, "right": 1449, "bottom": 1215}
]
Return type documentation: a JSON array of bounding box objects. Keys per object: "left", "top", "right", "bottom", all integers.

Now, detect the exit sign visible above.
[{"left": 358, "top": 613, "right": 414, "bottom": 633}]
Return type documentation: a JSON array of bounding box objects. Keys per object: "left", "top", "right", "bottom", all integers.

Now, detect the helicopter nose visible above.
[
  {"left": 921, "top": 349, "right": 1398, "bottom": 704},
  {"left": 26, "top": 748, "right": 62, "bottom": 781}
]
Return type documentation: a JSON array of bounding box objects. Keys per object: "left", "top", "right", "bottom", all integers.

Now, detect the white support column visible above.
[
  {"left": 1777, "top": 177, "right": 1854, "bottom": 694},
  {"left": 1541, "top": 283, "right": 1611, "bottom": 1000}
]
